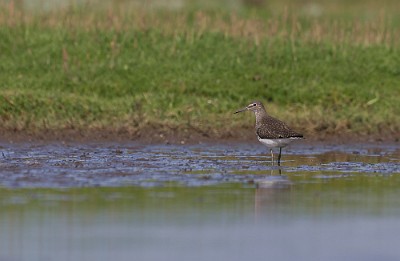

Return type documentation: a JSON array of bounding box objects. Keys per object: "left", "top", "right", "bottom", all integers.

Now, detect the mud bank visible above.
[{"left": 0, "top": 126, "right": 398, "bottom": 144}]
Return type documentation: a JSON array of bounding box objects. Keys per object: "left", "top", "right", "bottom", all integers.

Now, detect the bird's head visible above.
[{"left": 234, "top": 101, "right": 265, "bottom": 114}]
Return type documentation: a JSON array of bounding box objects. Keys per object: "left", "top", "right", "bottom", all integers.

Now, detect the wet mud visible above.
[
  {"left": 0, "top": 142, "right": 398, "bottom": 188},
  {"left": 1, "top": 142, "right": 400, "bottom": 261}
]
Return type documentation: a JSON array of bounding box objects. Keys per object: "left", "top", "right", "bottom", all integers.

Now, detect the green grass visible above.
[{"left": 0, "top": 1, "right": 399, "bottom": 139}]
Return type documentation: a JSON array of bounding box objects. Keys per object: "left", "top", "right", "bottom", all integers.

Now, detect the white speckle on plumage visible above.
[{"left": 235, "top": 101, "right": 304, "bottom": 165}]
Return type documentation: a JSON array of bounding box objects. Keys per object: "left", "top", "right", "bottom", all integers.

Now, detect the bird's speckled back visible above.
[{"left": 256, "top": 115, "right": 303, "bottom": 139}]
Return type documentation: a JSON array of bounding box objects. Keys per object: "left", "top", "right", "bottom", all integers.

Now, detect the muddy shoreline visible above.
[
  {"left": 0, "top": 126, "right": 398, "bottom": 145},
  {"left": 1, "top": 136, "right": 399, "bottom": 261}
]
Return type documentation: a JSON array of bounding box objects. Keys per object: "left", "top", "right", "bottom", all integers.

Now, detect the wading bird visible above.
[{"left": 235, "top": 101, "right": 304, "bottom": 165}]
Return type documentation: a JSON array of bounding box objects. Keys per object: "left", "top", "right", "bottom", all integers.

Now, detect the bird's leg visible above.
[
  {"left": 277, "top": 147, "right": 282, "bottom": 166},
  {"left": 270, "top": 149, "right": 274, "bottom": 165}
]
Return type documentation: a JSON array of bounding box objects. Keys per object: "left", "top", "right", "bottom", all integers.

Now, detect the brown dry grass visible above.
[{"left": 2, "top": 1, "right": 400, "bottom": 47}]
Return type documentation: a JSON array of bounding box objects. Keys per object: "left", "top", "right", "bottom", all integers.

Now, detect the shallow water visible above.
[{"left": 0, "top": 142, "right": 399, "bottom": 261}]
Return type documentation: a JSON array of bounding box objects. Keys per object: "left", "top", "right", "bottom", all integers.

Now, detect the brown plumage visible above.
[
  {"left": 256, "top": 114, "right": 303, "bottom": 139},
  {"left": 235, "top": 100, "right": 304, "bottom": 165}
]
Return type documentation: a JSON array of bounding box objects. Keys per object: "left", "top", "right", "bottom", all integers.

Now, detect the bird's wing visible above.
[{"left": 256, "top": 116, "right": 303, "bottom": 139}]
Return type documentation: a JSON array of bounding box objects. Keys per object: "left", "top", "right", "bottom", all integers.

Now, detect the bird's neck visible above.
[{"left": 254, "top": 109, "right": 268, "bottom": 125}]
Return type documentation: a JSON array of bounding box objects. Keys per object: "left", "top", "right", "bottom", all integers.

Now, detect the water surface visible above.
[{"left": 0, "top": 142, "right": 399, "bottom": 261}]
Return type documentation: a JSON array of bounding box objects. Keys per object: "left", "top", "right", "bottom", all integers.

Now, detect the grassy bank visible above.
[{"left": 0, "top": 1, "right": 399, "bottom": 140}]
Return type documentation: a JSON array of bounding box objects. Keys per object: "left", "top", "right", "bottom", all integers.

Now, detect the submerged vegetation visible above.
[{"left": 0, "top": 0, "right": 399, "bottom": 140}]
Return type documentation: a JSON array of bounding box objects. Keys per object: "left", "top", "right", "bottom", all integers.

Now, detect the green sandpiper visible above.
[{"left": 235, "top": 101, "right": 304, "bottom": 165}]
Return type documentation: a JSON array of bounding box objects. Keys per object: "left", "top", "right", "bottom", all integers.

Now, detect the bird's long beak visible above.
[{"left": 234, "top": 107, "right": 247, "bottom": 114}]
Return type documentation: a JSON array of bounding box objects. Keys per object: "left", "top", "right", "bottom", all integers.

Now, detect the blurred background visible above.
[
  {"left": 0, "top": 0, "right": 399, "bottom": 140},
  {"left": 5, "top": 0, "right": 400, "bottom": 13}
]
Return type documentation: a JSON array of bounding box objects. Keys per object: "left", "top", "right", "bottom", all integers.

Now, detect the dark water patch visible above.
[
  {"left": 0, "top": 142, "right": 399, "bottom": 188},
  {"left": 0, "top": 142, "right": 400, "bottom": 261}
]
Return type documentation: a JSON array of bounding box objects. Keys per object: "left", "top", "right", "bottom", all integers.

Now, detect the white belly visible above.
[{"left": 257, "top": 137, "right": 296, "bottom": 148}]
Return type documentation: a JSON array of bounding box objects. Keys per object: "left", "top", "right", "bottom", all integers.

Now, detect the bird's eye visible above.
[{"left": 252, "top": 103, "right": 257, "bottom": 106}]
